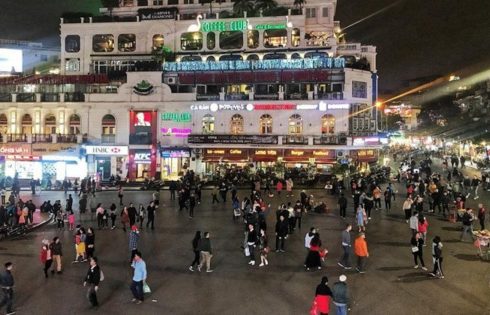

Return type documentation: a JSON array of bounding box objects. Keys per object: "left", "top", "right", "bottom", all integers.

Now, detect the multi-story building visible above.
[{"left": 0, "top": 0, "right": 382, "bottom": 182}]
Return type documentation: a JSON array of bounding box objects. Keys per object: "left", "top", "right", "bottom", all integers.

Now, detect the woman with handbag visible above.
[
  {"left": 258, "top": 228, "right": 269, "bottom": 267},
  {"left": 410, "top": 232, "right": 427, "bottom": 270}
]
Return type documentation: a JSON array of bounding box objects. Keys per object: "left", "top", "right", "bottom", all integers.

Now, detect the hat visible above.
[
  {"left": 131, "top": 225, "right": 138, "bottom": 231},
  {"left": 339, "top": 275, "right": 347, "bottom": 282}
]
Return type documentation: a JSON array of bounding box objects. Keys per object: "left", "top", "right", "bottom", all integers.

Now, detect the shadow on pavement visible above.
[
  {"left": 453, "top": 254, "right": 480, "bottom": 261},
  {"left": 378, "top": 266, "right": 413, "bottom": 271},
  {"left": 396, "top": 272, "right": 434, "bottom": 283},
  {"left": 376, "top": 241, "right": 409, "bottom": 247},
  {"left": 442, "top": 226, "right": 462, "bottom": 231}
]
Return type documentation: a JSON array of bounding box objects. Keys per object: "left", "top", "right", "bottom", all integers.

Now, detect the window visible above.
[
  {"left": 230, "top": 114, "right": 244, "bottom": 135},
  {"left": 0, "top": 114, "right": 8, "bottom": 134},
  {"left": 291, "top": 53, "right": 301, "bottom": 59},
  {"left": 102, "top": 114, "right": 116, "bottom": 135},
  {"left": 247, "top": 30, "right": 259, "bottom": 49},
  {"left": 65, "top": 35, "right": 80, "bottom": 52},
  {"left": 291, "top": 28, "right": 300, "bottom": 47},
  {"left": 352, "top": 81, "right": 367, "bottom": 98},
  {"left": 65, "top": 59, "right": 80, "bottom": 72},
  {"left": 121, "top": 0, "right": 135, "bottom": 6},
  {"left": 21, "top": 114, "right": 32, "bottom": 134},
  {"left": 305, "top": 52, "right": 327, "bottom": 59},
  {"left": 306, "top": 8, "right": 316, "bottom": 18},
  {"left": 184, "top": 0, "right": 194, "bottom": 3},
  {"left": 202, "top": 114, "right": 215, "bottom": 134},
  {"left": 168, "top": 0, "right": 178, "bottom": 5},
  {"left": 259, "top": 114, "right": 272, "bottom": 134},
  {"left": 44, "top": 114, "right": 56, "bottom": 134},
  {"left": 263, "top": 53, "right": 286, "bottom": 60},
  {"left": 118, "top": 34, "right": 136, "bottom": 52},
  {"left": 206, "top": 56, "right": 216, "bottom": 62},
  {"left": 207, "top": 32, "right": 216, "bottom": 50},
  {"left": 288, "top": 114, "right": 303, "bottom": 134},
  {"left": 153, "top": 0, "right": 164, "bottom": 4},
  {"left": 219, "top": 31, "right": 243, "bottom": 50},
  {"left": 305, "top": 31, "right": 329, "bottom": 46},
  {"left": 321, "top": 114, "right": 335, "bottom": 135},
  {"left": 181, "top": 56, "right": 202, "bottom": 62},
  {"left": 247, "top": 54, "right": 259, "bottom": 61},
  {"left": 69, "top": 114, "right": 81, "bottom": 135},
  {"left": 138, "top": 0, "right": 149, "bottom": 5},
  {"left": 219, "top": 55, "right": 242, "bottom": 61},
  {"left": 322, "top": 7, "right": 329, "bottom": 17},
  {"left": 263, "top": 29, "right": 287, "bottom": 48},
  {"left": 152, "top": 34, "right": 164, "bottom": 51},
  {"left": 93, "top": 34, "right": 114, "bottom": 52},
  {"left": 181, "top": 32, "right": 203, "bottom": 50}
]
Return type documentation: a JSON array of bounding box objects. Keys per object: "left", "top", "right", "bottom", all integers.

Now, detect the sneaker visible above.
[
  {"left": 317, "top": 266, "right": 322, "bottom": 270},
  {"left": 136, "top": 300, "right": 143, "bottom": 305},
  {"left": 421, "top": 267, "right": 428, "bottom": 271},
  {"left": 248, "top": 261, "right": 253, "bottom": 265},
  {"left": 359, "top": 271, "right": 366, "bottom": 274},
  {"left": 131, "top": 298, "right": 137, "bottom": 303},
  {"left": 344, "top": 266, "right": 352, "bottom": 270},
  {"left": 355, "top": 267, "right": 360, "bottom": 272},
  {"left": 275, "top": 250, "right": 280, "bottom": 252},
  {"left": 368, "top": 217, "right": 372, "bottom": 220},
  {"left": 206, "top": 269, "right": 214, "bottom": 273},
  {"left": 306, "top": 268, "right": 310, "bottom": 271},
  {"left": 189, "top": 266, "right": 194, "bottom": 272},
  {"left": 280, "top": 250, "right": 285, "bottom": 252},
  {"left": 259, "top": 263, "right": 264, "bottom": 267},
  {"left": 438, "top": 275, "right": 444, "bottom": 279},
  {"left": 6, "top": 312, "right": 16, "bottom": 315},
  {"left": 414, "top": 265, "right": 419, "bottom": 269},
  {"left": 474, "top": 196, "right": 479, "bottom": 200},
  {"left": 337, "top": 262, "right": 345, "bottom": 268},
  {"left": 250, "top": 261, "right": 255, "bottom": 266},
  {"left": 197, "top": 265, "right": 201, "bottom": 272},
  {"left": 429, "top": 273, "right": 436, "bottom": 277},
  {"left": 265, "top": 260, "right": 269, "bottom": 265}
]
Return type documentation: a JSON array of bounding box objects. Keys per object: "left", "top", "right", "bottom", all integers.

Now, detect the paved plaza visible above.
[{"left": 0, "top": 168, "right": 489, "bottom": 314}]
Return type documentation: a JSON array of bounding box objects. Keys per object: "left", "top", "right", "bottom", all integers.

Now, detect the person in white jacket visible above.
[
  {"left": 304, "top": 227, "right": 317, "bottom": 249},
  {"left": 409, "top": 211, "right": 419, "bottom": 236}
]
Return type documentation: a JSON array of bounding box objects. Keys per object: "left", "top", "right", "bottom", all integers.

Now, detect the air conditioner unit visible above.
[
  {"left": 192, "top": 148, "right": 202, "bottom": 155},
  {"left": 164, "top": 77, "right": 176, "bottom": 84},
  {"left": 336, "top": 150, "right": 348, "bottom": 158}
]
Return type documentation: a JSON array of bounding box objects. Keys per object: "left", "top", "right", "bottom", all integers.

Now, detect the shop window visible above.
[
  {"left": 263, "top": 29, "right": 287, "bottom": 48},
  {"left": 202, "top": 114, "right": 215, "bottom": 134},
  {"left": 291, "top": 53, "right": 301, "bottom": 59},
  {"left": 230, "top": 114, "right": 244, "bottom": 135},
  {"left": 321, "top": 114, "right": 335, "bottom": 135},
  {"left": 219, "top": 55, "right": 242, "bottom": 61},
  {"left": 65, "top": 35, "right": 80, "bottom": 53},
  {"left": 288, "top": 114, "right": 303, "bottom": 134},
  {"left": 247, "top": 54, "right": 259, "bottom": 61},
  {"left": 152, "top": 34, "right": 164, "bottom": 51},
  {"left": 305, "top": 31, "right": 329, "bottom": 46},
  {"left": 305, "top": 52, "right": 327, "bottom": 59},
  {"left": 206, "top": 56, "right": 216, "bottom": 62},
  {"left": 181, "top": 32, "right": 203, "bottom": 51},
  {"left": 181, "top": 56, "right": 202, "bottom": 62},
  {"left": 153, "top": 0, "right": 164, "bottom": 4},
  {"left": 259, "top": 114, "right": 272, "bottom": 134},
  {"left": 291, "top": 28, "right": 300, "bottom": 47},
  {"left": 0, "top": 114, "right": 7, "bottom": 134},
  {"left": 118, "top": 34, "right": 136, "bottom": 52},
  {"left": 21, "top": 114, "right": 33, "bottom": 134},
  {"left": 44, "top": 114, "right": 57, "bottom": 134},
  {"left": 93, "top": 34, "right": 114, "bottom": 52},
  {"left": 219, "top": 31, "right": 243, "bottom": 50},
  {"left": 69, "top": 114, "right": 81, "bottom": 135},
  {"left": 102, "top": 114, "right": 116, "bottom": 135},
  {"left": 247, "top": 30, "right": 259, "bottom": 49},
  {"left": 263, "top": 53, "right": 286, "bottom": 60},
  {"left": 207, "top": 32, "right": 216, "bottom": 50},
  {"left": 138, "top": 0, "right": 149, "bottom": 5}
]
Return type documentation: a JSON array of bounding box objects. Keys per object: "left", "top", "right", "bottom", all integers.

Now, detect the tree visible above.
[
  {"left": 256, "top": 0, "right": 278, "bottom": 15},
  {"left": 293, "top": 0, "right": 305, "bottom": 10},
  {"left": 101, "top": 0, "right": 120, "bottom": 16},
  {"left": 233, "top": 0, "right": 255, "bottom": 17},
  {"left": 199, "top": 0, "right": 214, "bottom": 15}
]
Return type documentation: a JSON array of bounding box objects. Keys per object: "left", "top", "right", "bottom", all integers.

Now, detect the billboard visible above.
[{"left": 0, "top": 48, "right": 23, "bottom": 72}]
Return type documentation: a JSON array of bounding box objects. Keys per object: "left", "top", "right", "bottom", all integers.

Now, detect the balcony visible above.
[
  {"left": 283, "top": 135, "right": 308, "bottom": 145},
  {"left": 129, "top": 133, "right": 153, "bottom": 145},
  {"left": 41, "top": 93, "right": 60, "bottom": 102},
  {"left": 57, "top": 134, "right": 78, "bottom": 143},
  {"left": 316, "top": 92, "right": 344, "bottom": 100},
  {"left": 17, "top": 93, "right": 36, "bottom": 102},
  {"left": 225, "top": 93, "right": 247, "bottom": 101},
  {"left": 5, "top": 134, "right": 28, "bottom": 143},
  {"left": 64, "top": 92, "right": 85, "bottom": 102},
  {"left": 101, "top": 134, "right": 116, "bottom": 144},
  {"left": 32, "top": 134, "right": 53, "bottom": 143},
  {"left": 196, "top": 94, "right": 220, "bottom": 101},
  {"left": 286, "top": 93, "right": 307, "bottom": 100},
  {"left": 313, "top": 135, "right": 347, "bottom": 145},
  {"left": 0, "top": 94, "right": 12, "bottom": 102},
  {"left": 254, "top": 93, "right": 279, "bottom": 100}
]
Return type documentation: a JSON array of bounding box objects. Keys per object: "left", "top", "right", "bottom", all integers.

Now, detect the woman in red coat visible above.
[
  {"left": 311, "top": 276, "right": 332, "bottom": 315},
  {"left": 40, "top": 239, "right": 53, "bottom": 278}
]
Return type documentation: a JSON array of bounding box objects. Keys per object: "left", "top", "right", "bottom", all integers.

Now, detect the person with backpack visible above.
[
  {"left": 83, "top": 256, "right": 101, "bottom": 308},
  {"left": 460, "top": 208, "right": 475, "bottom": 242}
]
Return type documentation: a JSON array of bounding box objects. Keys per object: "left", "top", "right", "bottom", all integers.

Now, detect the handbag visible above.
[
  {"left": 411, "top": 246, "right": 419, "bottom": 253},
  {"left": 143, "top": 281, "right": 151, "bottom": 294},
  {"left": 244, "top": 246, "right": 250, "bottom": 257}
]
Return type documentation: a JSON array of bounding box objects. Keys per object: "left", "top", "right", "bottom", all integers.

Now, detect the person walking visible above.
[
  {"left": 118, "top": 185, "right": 124, "bottom": 206},
  {"left": 188, "top": 231, "right": 201, "bottom": 271},
  {"left": 460, "top": 208, "right": 475, "bottom": 242},
  {"left": 86, "top": 227, "right": 95, "bottom": 259},
  {"left": 50, "top": 237, "right": 63, "bottom": 274},
  {"left": 246, "top": 224, "right": 258, "bottom": 266},
  {"left": 146, "top": 201, "right": 156, "bottom": 230},
  {"left": 96, "top": 203, "right": 104, "bottom": 229},
  {"left": 286, "top": 178, "right": 293, "bottom": 198},
  {"left": 403, "top": 196, "right": 413, "bottom": 223},
  {"left": 138, "top": 204, "right": 145, "bottom": 229},
  {"left": 411, "top": 232, "right": 427, "bottom": 270},
  {"left": 332, "top": 275, "right": 349, "bottom": 315},
  {"left": 429, "top": 236, "right": 444, "bottom": 279},
  {"left": 169, "top": 181, "right": 177, "bottom": 201},
  {"left": 0, "top": 262, "right": 15, "bottom": 315},
  {"left": 109, "top": 203, "right": 117, "bottom": 230},
  {"left": 338, "top": 194, "right": 348, "bottom": 219},
  {"left": 258, "top": 228, "right": 269, "bottom": 267},
  {"left": 356, "top": 205, "right": 366, "bottom": 233},
  {"left": 83, "top": 257, "right": 101, "bottom": 309},
  {"left": 40, "top": 239, "right": 53, "bottom": 278},
  {"left": 409, "top": 211, "right": 419, "bottom": 236},
  {"left": 197, "top": 232, "right": 213, "bottom": 273},
  {"left": 338, "top": 224, "right": 352, "bottom": 270},
  {"left": 305, "top": 227, "right": 317, "bottom": 250},
  {"left": 275, "top": 215, "right": 288, "bottom": 252},
  {"left": 384, "top": 186, "right": 393, "bottom": 211},
  {"left": 417, "top": 214, "right": 429, "bottom": 244},
  {"left": 130, "top": 251, "right": 147, "bottom": 304},
  {"left": 312, "top": 276, "right": 332, "bottom": 315},
  {"left": 354, "top": 233, "right": 369, "bottom": 274},
  {"left": 121, "top": 207, "right": 130, "bottom": 232},
  {"left": 129, "top": 225, "right": 140, "bottom": 263},
  {"left": 189, "top": 193, "right": 196, "bottom": 219},
  {"left": 128, "top": 203, "right": 137, "bottom": 227},
  {"left": 477, "top": 203, "right": 486, "bottom": 230}
]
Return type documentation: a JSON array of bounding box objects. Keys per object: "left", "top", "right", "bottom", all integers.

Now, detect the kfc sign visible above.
[
  {"left": 85, "top": 146, "right": 128, "bottom": 156},
  {"left": 134, "top": 152, "right": 151, "bottom": 162}
]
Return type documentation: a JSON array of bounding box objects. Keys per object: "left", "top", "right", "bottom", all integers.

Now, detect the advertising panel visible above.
[
  {"left": 85, "top": 146, "right": 128, "bottom": 156},
  {"left": 0, "top": 48, "right": 22, "bottom": 72}
]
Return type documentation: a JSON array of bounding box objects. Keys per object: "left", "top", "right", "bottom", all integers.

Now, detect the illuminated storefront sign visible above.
[
  {"left": 164, "top": 58, "right": 345, "bottom": 72},
  {"left": 353, "top": 137, "right": 380, "bottom": 146},
  {"left": 161, "top": 127, "right": 192, "bottom": 137},
  {"left": 134, "top": 150, "right": 152, "bottom": 163},
  {"left": 160, "top": 149, "right": 190, "bottom": 158},
  {"left": 254, "top": 149, "right": 278, "bottom": 156},
  {"left": 201, "top": 20, "right": 248, "bottom": 32},
  {"left": 319, "top": 102, "right": 350, "bottom": 111},
  {"left": 85, "top": 146, "right": 128, "bottom": 156},
  {"left": 255, "top": 23, "right": 286, "bottom": 30},
  {"left": 190, "top": 103, "right": 254, "bottom": 112},
  {"left": 0, "top": 144, "right": 31, "bottom": 155},
  {"left": 296, "top": 104, "right": 318, "bottom": 110},
  {"left": 161, "top": 112, "right": 191, "bottom": 123},
  {"left": 32, "top": 143, "right": 78, "bottom": 156},
  {"left": 188, "top": 134, "right": 278, "bottom": 145}
]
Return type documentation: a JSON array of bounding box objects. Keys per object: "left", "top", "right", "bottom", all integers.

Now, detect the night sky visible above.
[{"left": 0, "top": 0, "right": 489, "bottom": 92}]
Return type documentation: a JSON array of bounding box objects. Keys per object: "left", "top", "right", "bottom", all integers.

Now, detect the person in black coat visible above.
[
  {"left": 146, "top": 201, "right": 156, "bottom": 230},
  {"left": 128, "top": 203, "right": 137, "bottom": 227},
  {"left": 84, "top": 257, "right": 101, "bottom": 308},
  {"left": 338, "top": 194, "right": 348, "bottom": 219},
  {"left": 275, "top": 215, "right": 288, "bottom": 252}
]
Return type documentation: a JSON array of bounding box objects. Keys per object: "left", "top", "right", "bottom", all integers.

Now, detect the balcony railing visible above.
[
  {"left": 196, "top": 94, "right": 220, "bottom": 101},
  {"left": 17, "top": 93, "right": 36, "bottom": 102},
  {"left": 32, "top": 134, "right": 53, "bottom": 143},
  {"left": 315, "top": 92, "right": 344, "bottom": 100},
  {"left": 129, "top": 133, "right": 153, "bottom": 145},
  {"left": 57, "top": 134, "right": 78, "bottom": 143},
  {"left": 41, "top": 93, "right": 60, "bottom": 102},
  {"left": 313, "top": 135, "right": 347, "bottom": 145},
  {"left": 286, "top": 93, "right": 307, "bottom": 100},
  {"left": 283, "top": 135, "right": 308, "bottom": 145},
  {"left": 225, "top": 93, "right": 247, "bottom": 101},
  {"left": 0, "top": 93, "right": 12, "bottom": 102},
  {"left": 5, "top": 134, "right": 28, "bottom": 143},
  {"left": 101, "top": 134, "right": 116, "bottom": 144},
  {"left": 65, "top": 92, "right": 85, "bottom": 102},
  {"left": 254, "top": 93, "right": 279, "bottom": 100}
]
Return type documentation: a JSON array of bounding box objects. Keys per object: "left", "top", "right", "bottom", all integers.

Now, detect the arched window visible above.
[
  {"left": 69, "top": 114, "right": 81, "bottom": 135},
  {"left": 259, "top": 114, "right": 272, "bottom": 134},
  {"left": 202, "top": 114, "right": 215, "bottom": 134},
  {"left": 21, "top": 114, "right": 32, "bottom": 134},
  {"left": 321, "top": 114, "right": 335, "bottom": 134},
  {"left": 102, "top": 114, "right": 116, "bottom": 135},
  {"left": 152, "top": 34, "right": 164, "bottom": 51},
  {"left": 44, "top": 114, "right": 56, "bottom": 134},
  {"left": 206, "top": 56, "right": 216, "bottom": 62},
  {"left": 230, "top": 114, "right": 244, "bottom": 135},
  {"left": 291, "top": 53, "right": 301, "bottom": 59},
  {"left": 247, "top": 54, "right": 259, "bottom": 61},
  {"left": 0, "top": 114, "right": 7, "bottom": 134},
  {"left": 288, "top": 114, "right": 303, "bottom": 134}
]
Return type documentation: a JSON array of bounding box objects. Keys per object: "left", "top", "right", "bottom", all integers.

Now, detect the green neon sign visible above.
[
  {"left": 201, "top": 20, "right": 248, "bottom": 32},
  {"left": 255, "top": 23, "right": 287, "bottom": 30},
  {"left": 161, "top": 112, "right": 192, "bottom": 123}
]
